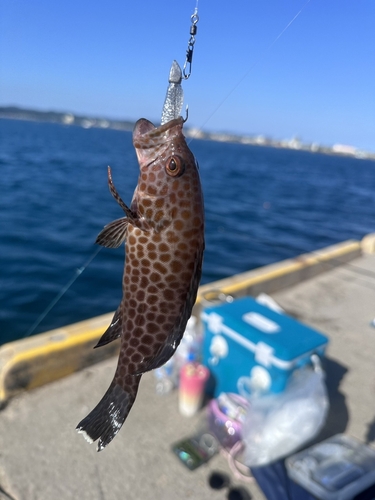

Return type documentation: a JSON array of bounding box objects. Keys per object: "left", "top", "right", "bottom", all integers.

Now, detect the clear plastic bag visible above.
[{"left": 242, "top": 364, "right": 329, "bottom": 467}]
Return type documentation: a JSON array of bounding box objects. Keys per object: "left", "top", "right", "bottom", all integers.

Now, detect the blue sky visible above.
[{"left": 1, "top": 0, "right": 374, "bottom": 151}]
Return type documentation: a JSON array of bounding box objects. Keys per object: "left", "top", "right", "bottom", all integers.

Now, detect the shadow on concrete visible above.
[
  {"left": 365, "top": 415, "right": 375, "bottom": 444},
  {"left": 314, "top": 355, "right": 349, "bottom": 442}
]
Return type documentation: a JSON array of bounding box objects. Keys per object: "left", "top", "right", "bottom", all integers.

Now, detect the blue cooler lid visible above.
[{"left": 202, "top": 297, "right": 328, "bottom": 368}]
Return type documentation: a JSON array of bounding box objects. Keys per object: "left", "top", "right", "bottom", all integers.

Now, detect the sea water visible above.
[{"left": 1, "top": 118, "right": 375, "bottom": 344}]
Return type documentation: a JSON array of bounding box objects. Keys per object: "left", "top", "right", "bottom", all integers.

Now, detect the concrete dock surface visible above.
[{"left": 1, "top": 251, "right": 375, "bottom": 500}]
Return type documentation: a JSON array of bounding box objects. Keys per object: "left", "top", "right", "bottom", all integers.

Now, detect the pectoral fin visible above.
[{"left": 96, "top": 218, "right": 128, "bottom": 248}]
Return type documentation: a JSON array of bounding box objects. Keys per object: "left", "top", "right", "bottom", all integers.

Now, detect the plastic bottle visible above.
[
  {"left": 154, "top": 358, "right": 176, "bottom": 395},
  {"left": 153, "top": 315, "right": 203, "bottom": 394},
  {"left": 173, "top": 316, "right": 203, "bottom": 380}
]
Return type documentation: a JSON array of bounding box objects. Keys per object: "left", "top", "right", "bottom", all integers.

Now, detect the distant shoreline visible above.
[{"left": 1, "top": 106, "right": 374, "bottom": 161}]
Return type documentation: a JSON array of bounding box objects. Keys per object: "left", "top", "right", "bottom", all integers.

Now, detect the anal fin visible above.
[
  {"left": 94, "top": 307, "right": 122, "bottom": 348},
  {"left": 134, "top": 341, "right": 177, "bottom": 375}
]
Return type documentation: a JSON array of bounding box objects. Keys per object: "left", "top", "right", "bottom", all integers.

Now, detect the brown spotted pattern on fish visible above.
[{"left": 76, "top": 116, "right": 204, "bottom": 451}]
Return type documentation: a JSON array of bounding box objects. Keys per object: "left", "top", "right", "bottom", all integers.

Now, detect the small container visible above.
[
  {"left": 179, "top": 363, "right": 209, "bottom": 417},
  {"left": 207, "top": 393, "right": 249, "bottom": 449},
  {"left": 286, "top": 434, "right": 375, "bottom": 500}
]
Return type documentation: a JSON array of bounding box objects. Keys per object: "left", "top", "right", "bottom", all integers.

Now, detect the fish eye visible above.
[
  {"left": 166, "top": 155, "right": 185, "bottom": 177},
  {"left": 169, "top": 159, "right": 177, "bottom": 170}
]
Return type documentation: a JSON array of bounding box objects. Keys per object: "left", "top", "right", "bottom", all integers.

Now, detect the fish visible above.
[{"left": 76, "top": 100, "right": 204, "bottom": 451}]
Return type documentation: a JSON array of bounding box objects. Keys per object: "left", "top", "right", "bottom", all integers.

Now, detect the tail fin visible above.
[{"left": 76, "top": 376, "right": 141, "bottom": 451}]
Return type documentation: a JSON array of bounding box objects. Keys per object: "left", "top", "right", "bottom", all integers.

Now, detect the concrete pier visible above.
[{"left": 0, "top": 238, "right": 374, "bottom": 499}]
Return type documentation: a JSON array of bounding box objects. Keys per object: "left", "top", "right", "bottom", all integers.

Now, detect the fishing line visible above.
[
  {"left": 23, "top": 3, "right": 201, "bottom": 339},
  {"left": 22, "top": 0, "right": 374, "bottom": 338},
  {"left": 182, "top": 0, "right": 375, "bottom": 287},
  {"left": 183, "top": 1, "right": 375, "bottom": 288},
  {"left": 188, "top": 0, "right": 312, "bottom": 141},
  {"left": 24, "top": 246, "right": 102, "bottom": 337}
]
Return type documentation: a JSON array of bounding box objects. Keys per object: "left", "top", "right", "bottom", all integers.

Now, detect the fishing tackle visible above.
[
  {"left": 161, "top": 60, "right": 184, "bottom": 125},
  {"left": 161, "top": 1, "right": 199, "bottom": 124},
  {"left": 183, "top": 2, "right": 199, "bottom": 79}
]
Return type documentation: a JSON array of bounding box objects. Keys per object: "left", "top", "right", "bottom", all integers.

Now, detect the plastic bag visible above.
[{"left": 242, "top": 365, "right": 329, "bottom": 467}]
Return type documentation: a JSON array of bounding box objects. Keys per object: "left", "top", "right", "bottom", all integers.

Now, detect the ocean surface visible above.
[{"left": 1, "top": 118, "right": 375, "bottom": 344}]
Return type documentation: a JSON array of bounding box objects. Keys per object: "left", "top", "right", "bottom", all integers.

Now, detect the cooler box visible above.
[{"left": 201, "top": 297, "right": 328, "bottom": 397}]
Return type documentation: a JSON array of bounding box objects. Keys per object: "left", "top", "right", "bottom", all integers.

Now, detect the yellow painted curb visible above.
[
  {"left": 0, "top": 238, "right": 362, "bottom": 405},
  {"left": 197, "top": 239, "right": 361, "bottom": 302},
  {"left": 361, "top": 233, "right": 375, "bottom": 254},
  {"left": 0, "top": 313, "right": 118, "bottom": 405}
]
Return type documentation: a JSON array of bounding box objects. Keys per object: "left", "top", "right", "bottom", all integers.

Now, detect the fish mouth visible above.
[
  {"left": 133, "top": 117, "right": 184, "bottom": 145},
  {"left": 133, "top": 118, "right": 155, "bottom": 138}
]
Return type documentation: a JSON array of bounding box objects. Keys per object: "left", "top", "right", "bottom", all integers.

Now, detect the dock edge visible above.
[{"left": 0, "top": 237, "right": 367, "bottom": 406}]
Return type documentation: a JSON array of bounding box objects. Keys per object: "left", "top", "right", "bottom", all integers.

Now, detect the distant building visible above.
[
  {"left": 332, "top": 144, "right": 357, "bottom": 155},
  {"left": 288, "top": 136, "right": 302, "bottom": 149},
  {"left": 62, "top": 114, "right": 74, "bottom": 125}
]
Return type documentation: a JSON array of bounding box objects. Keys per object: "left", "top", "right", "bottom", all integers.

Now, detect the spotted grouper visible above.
[{"left": 76, "top": 113, "right": 204, "bottom": 451}]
